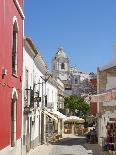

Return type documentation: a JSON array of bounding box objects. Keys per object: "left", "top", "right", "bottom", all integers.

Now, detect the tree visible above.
[{"left": 64, "top": 95, "right": 90, "bottom": 117}]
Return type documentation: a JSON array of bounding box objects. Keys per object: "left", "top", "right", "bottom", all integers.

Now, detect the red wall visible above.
[
  {"left": 18, "top": 0, "right": 23, "bottom": 7},
  {"left": 90, "top": 79, "right": 97, "bottom": 89},
  {"left": 0, "top": 0, "right": 23, "bottom": 150},
  {"left": 90, "top": 102, "right": 97, "bottom": 116}
]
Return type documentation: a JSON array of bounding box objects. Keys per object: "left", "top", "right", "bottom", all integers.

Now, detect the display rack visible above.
[{"left": 105, "top": 121, "right": 116, "bottom": 154}]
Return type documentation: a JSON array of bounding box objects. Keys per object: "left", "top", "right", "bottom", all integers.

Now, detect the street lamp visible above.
[{"left": 24, "top": 83, "right": 42, "bottom": 111}]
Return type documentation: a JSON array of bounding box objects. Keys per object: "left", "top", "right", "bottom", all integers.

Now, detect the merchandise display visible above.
[{"left": 104, "top": 121, "right": 116, "bottom": 153}]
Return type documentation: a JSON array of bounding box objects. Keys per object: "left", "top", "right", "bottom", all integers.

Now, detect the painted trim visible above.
[
  {"left": 13, "top": 16, "right": 19, "bottom": 31},
  {"left": 12, "top": 87, "right": 18, "bottom": 100},
  {"left": 13, "top": 0, "right": 25, "bottom": 19}
]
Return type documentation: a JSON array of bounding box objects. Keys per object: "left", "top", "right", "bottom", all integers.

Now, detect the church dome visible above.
[{"left": 55, "top": 47, "right": 67, "bottom": 58}]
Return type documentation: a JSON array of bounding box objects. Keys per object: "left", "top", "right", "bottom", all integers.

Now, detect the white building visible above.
[
  {"left": 52, "top": 48, "right": 79, "bottom": 96},
  {"left": 22, "top": 38, "right": 65, "bottom": 154},
  {"left": 52, "top": 47, "right": 70, "bottom": 81},
  {"left": 46, "top": 78, "right": 65, "bottom": 137},
  {"left": 22, "top": 37, "right": 46, "bottom": 154},
  {"left": 52, "top": 47, "right": 96, "bottom": 97},
  {"left": 57, "top": 78, "right": 65, "bottom": 110}
]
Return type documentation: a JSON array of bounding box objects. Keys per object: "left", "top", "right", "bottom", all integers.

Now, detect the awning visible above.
[
  {"left": 51, "top": 110, "right": 67, "bottom": 119},
  {"left": 44, "top": 110, "right": 58, "bottom": 122},
  {"left": 63, "top": 116, "right": 85, "bottom": 123}
]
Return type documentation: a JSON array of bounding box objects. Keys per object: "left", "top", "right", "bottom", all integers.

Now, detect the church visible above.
[
  {"left": 51, "top": 47, "right": 96, "bottom": 97},
  {"left": 52, "top": 47, "right": 86, "bottom": 96}
]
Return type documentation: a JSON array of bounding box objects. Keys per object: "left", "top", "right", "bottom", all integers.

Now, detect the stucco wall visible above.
[
  {"left": 106, "top": 74, "right": 116, "bottom": 90},
  {"left": 0, "top": 0, "right": 23, "bottom": 151}
]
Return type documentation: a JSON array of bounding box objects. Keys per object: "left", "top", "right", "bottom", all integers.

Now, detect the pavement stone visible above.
[
  {"left": 27, "top": 134, "right": 107, "bottom": 155},
  {"left": 27, "top": 144, "right": 54, "bottom": 155},
  {"left": 48, "top": 135, "right": 90, "bottom": 155},
  {"left": 84, "top": 143, "right": 105, "bottom": 155},
  {"left": 48, "top": 145, "right": 89, "bottom": 155}
]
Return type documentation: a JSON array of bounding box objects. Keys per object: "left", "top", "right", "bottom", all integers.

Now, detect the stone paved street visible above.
[
  {"left": 48, "top": 136, "right": 89, "bottom": 155},
  {"left": 28, "top": 134, "right": 106, "bottom": 155}
]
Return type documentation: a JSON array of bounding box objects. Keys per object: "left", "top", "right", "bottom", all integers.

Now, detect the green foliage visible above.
[{"left": 64, "top": 95, "right": 90, "bottom": 117}]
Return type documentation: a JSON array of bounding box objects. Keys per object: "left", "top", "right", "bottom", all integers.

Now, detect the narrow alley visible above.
[
  {"left": 28, "top": 134, "right": 105, "bottom": 155},
  {"left": 1, "top": 1, "right": 116, "bottom": 155}
]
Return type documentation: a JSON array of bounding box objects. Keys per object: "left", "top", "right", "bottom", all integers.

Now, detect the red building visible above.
[
  {"left": 90, "top": 102, "right": 97, "bottom": 116},
  {"left": 0, "top": 1, "right": 24, "bottom": 154},
  {"left": 90, "top": 79, "right": 97, "bottom": 116},
  {"left": 90, "top": 79, "right": 97, "bottom": 90}
]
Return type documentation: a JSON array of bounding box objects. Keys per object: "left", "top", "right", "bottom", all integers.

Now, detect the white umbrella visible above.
[{"left": 63, "top": 116, "right": 85, "bottom": 123}]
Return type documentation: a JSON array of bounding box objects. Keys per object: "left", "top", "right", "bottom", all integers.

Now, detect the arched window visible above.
[
  {"left": 61, "top": 63, "right": 65, "bottom": 69},
  {"left": 11, "top": 88, "right": 18, "bottom": 147},
  {"left": 12, "top": 20, "right": 18, "bottom": 75}
]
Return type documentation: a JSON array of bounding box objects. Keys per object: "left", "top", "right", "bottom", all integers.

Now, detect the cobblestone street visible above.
[
  {"left": 28, "top": 134, "right": 106, "bottom": 155},
  {"left": 49, "top": 136, "right": 89, "bottom": 155}
]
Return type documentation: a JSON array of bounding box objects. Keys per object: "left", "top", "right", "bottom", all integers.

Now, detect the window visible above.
[
  {"left": 75, "top": 78, "right": 78, "bottom": 84},
  {"left": 11, "top": 99, "right": 17, "bottom": 147},
  {"left": 12, "top": 20, "right": 18, "bottom": 75},
  {"left": 11, "top": 89, "right": 18, "bottom": 147},
  {"left": 61, "top": 63, "right": 65, "bottom": 69},
  {"left": 25, "top": 69, "right": 29, "bottom": 104}
]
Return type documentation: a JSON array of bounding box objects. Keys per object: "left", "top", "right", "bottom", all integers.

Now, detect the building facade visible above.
[
  {"left": 91, "top": 58, "right": 116, "bottom": 153},
  {"left": 52, "top": 48, "right": 80, "bottom": 97},
  {"left": 22, "top": 38, "right": 65, "bottom": 154},
  {"left": 52, "top": 47, "right": 70, "bottom": 81},
  {"left": 57, "top": 78, "right": 65, "bottom": 110},
  {"left": 0, "top": 1, "right": 24, "bottom": 155},
  {"left": 23, "top": 38, "right": 43, "bottom": 154},
  {"left": 52, "top": 47, "right": 96, "bottom": 98}
]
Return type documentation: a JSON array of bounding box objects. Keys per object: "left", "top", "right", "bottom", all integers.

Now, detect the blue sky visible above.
[{"left": 24, "top": 0, "right": 116, "bottom": 73}]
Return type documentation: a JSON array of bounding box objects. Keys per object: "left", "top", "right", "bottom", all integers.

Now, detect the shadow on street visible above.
[
  {"left": 54, "top": 137, "right": 87, "bottom": 146},
  {"left": 48, "top": 136, "right": 105, "bottom": 155}
]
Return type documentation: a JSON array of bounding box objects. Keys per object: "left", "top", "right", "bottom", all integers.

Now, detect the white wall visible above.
[
  {"left": 22, "top": 44, "right": 60, "bottom": 151},
  {"left": 106, "top": 74, "right": 116, "bottom": 90},
  {"left": 46, "top": 82, "right": 58, "bottom": 111},
  {"left": 64, "top": 89, "right": 73, "bottom": 97},
  {"left": 22, "top": 47, "right": 44, "bottom": 153},
  {"left": 23, "top": 47, "right": 43, "bottom": 141}
]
